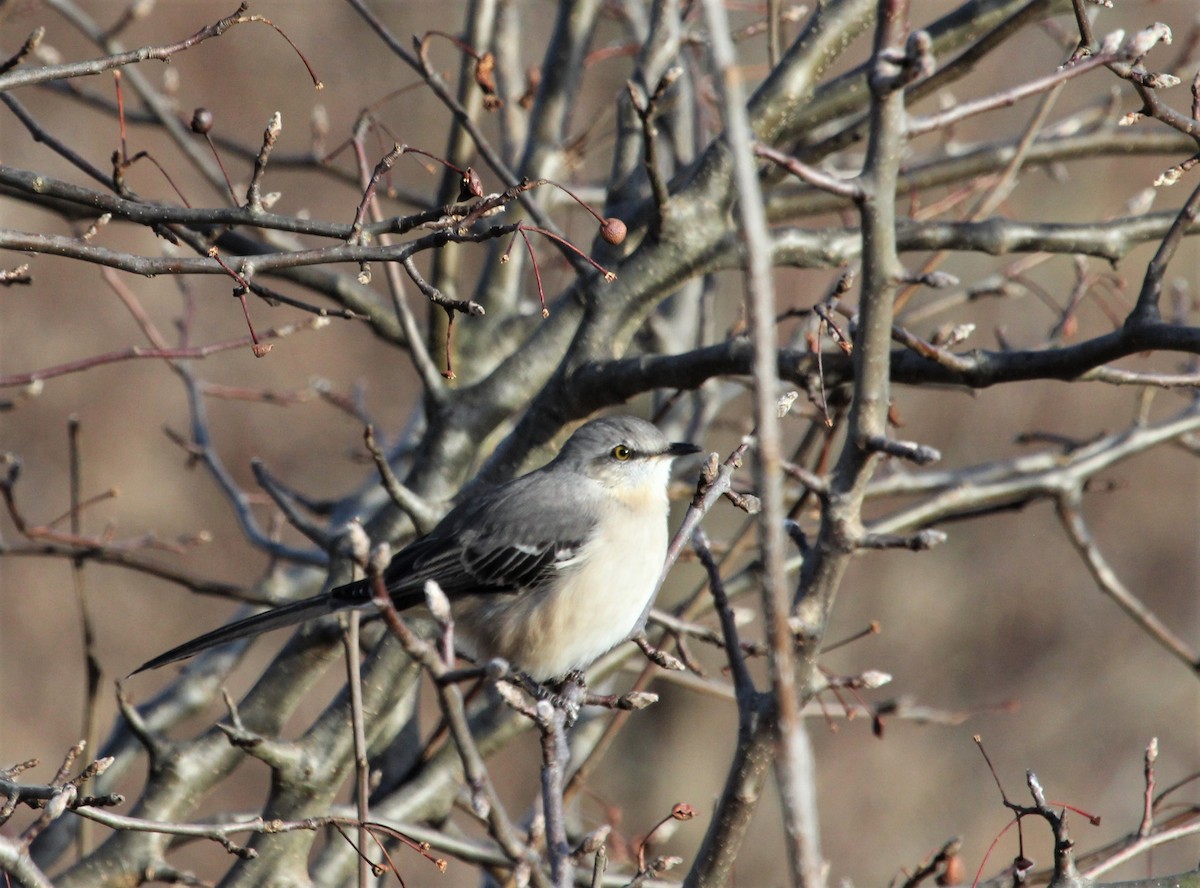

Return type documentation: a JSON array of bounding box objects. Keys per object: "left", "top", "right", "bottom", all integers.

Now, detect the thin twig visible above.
[
  {"left": 342, "top": 612, "right": 371, "bottom": 887},
  {"left": 1056, "top": 489, "right": 1199, "bottom": 673}
]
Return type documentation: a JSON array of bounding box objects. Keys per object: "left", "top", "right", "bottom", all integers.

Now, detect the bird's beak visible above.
[{"left": 666, "top": 442, "right": 702, "bottom": 458}]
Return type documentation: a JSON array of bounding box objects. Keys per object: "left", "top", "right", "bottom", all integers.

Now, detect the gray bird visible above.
[{"left": 133, "top": 415, "right": 700, "bottom": 681}]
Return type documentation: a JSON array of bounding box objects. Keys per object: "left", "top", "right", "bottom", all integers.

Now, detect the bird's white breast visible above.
[{"left": 454, "top": 464, "right": 672, "bottom": 680}]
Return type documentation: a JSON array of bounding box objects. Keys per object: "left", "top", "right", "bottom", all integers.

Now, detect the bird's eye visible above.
[{"left": 611, "top": 444, "right": 632, "bottom": 461}]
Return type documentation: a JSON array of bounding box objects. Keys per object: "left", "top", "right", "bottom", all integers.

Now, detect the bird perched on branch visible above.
[{"left": 133, "top": 415, "right": 700, "bottom": 681}]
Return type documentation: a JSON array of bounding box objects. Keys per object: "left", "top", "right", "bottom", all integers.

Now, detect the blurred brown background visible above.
[{"left": 1, "top": 2, "right": 1197, "bottom": 885}]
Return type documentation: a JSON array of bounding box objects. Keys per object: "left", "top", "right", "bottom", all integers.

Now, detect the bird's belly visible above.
[{"left": 455, "top": 516, "right": 666, "bottom": 680}]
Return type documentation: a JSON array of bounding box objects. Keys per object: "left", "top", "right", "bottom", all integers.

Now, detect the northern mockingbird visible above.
[{"left": 133, "top": 415, "right": 700, "bottom": 681}]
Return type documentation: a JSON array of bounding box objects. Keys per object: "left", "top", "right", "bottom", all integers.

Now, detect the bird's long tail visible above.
[{"left": 130, "top": 593, "right": 346, "bottom": 675}]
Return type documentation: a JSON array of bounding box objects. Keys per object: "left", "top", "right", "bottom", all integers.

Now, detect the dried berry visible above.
[
  {"left": 190, "top": 108, "right": 214, "bottom": 135},
  {"left": 600, "top": 217, "right": 627, "bottom": 245}
]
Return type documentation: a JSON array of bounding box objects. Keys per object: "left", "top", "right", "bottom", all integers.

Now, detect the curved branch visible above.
[{"left": 0, "top": 3, "right": 253, "bottom": 92}]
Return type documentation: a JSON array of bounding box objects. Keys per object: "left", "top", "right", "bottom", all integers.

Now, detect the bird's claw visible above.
[{"left": 520, "top": 670, "right": 587, "bottom": 727}]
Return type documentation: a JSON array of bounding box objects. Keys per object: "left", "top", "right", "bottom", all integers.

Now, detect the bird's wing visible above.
[
  {"left": 459, "top": 535, "right": 589, "bottom": 590},
  {"left": 361, "top": 528, "right": 589, "bottom": 603},
  {"left": 368, "top": 473, "right": 601, "bottom": 603}
]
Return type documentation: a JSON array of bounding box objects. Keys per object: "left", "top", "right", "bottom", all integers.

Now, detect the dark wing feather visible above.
[
  {"left": 363, "top": 531, "right": 588, "bottom": 603},
  {"left": 459, "top": 537, "right": 587, "bottom": 591}
]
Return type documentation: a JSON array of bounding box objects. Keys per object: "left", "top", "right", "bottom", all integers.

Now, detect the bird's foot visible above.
[
  {"left": 553, "top": 673, "right": 588, "bottom": 727},
  {"left": 518, "top": 670, "right": 587, "bottom": 727}
]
